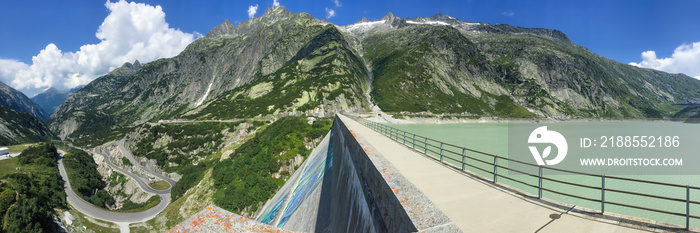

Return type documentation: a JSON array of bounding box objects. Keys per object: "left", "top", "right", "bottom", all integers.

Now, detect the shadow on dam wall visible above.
[
  {"left": 256, "top": 115, "right": 456, "bottom": 232},
  {"left": 322, "top": 115, "right": 418, "bottom": 232}
]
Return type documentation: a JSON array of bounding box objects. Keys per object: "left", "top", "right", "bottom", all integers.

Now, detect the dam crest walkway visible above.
[{"left": 336, "top": 114, "right": 648, "bottom": 233}]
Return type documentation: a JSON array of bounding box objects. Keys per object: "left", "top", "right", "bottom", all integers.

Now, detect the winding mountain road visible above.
[
  {"left": 58, "top": 120, "right": 239, "bottom": 230},
  {"left": 57, "top": 146, "right": 176, "bottom": 227},
  {"left": 116, "top": 140, "right": 176, "bottom": 189}
]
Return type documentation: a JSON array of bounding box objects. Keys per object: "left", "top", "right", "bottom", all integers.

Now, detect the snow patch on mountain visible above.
[
  {"left": 344, "top": 20, "right": 387, "bottom": 32},
  {"left": 406, "top": 20, "right": 449, "bottom": 26}
]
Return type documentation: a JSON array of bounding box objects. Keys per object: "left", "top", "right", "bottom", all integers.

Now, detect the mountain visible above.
[
  {"left": 346, "top": 13, "right": 700, "bottom": 118},
  {"left": 0, "top": 81, "right": 53, "bottom": 145},
  {"left": 0, "top": 81, "right": 49, "bottom": 119},
  {"left": 0, "top": 104, "right": 53, "bottom": 145},
  {"left": 41, "top": 7, "right": 700, "bottom": 231},
  {"left": 49, "top": 6, "right": 338, "bottom": 140},
  {"left": 672, "top": 105, "right": 700, "bottom": 123},
  {"left": 31, "top": 86, "right": 83, "bottom": 117},
  {"left": 184, "top": 25, "right": 370, "bottom": 119},
  {"left": 50, "top": 7, "right": 700, "bottom": 143}
]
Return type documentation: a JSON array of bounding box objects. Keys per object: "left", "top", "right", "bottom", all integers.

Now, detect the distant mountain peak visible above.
[
  {"left": 429, "top": 13, "right": 460, "bottom": 23},
  {"left": 206, "top": 19, "right": 236, "bottom": 38},
  {"left": 381, "top": 12, "right": 395, "bottom": 21},
  {"left": 68, "top": 85, "right": 84, "bottom": 93},
  {"left": 31, "top": 85, "right": 83, "bottom": 116},
  {"left": 44, "top": 87, "right": 59, "bottom": 93},
  {"left": 356, "top": 17, "right": 370, "bottom": 24},
  {"left": 431, "top": 13, "right": 448, "bottom": 18},
  {"left": 120, "top": 60, "right": 142, "bottom": 71},
  {"left": 262, "top": 5, "right": 291, "bottom": 18}
]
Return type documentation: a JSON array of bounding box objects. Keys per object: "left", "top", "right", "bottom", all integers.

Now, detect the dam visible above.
[{"left": 170, "top": 114, "right": 693, "bottom": 232}]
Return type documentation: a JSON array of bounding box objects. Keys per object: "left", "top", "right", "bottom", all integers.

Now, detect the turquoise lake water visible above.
[{"left": 383, "top": 121, "right": 700, "bottom": 228}]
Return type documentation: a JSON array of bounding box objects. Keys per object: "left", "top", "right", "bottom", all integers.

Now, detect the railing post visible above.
[
  {"left": 601, "top": 175, "right": 605, "bottom": 214},
  {"left": 412, "top": 135, "right": 416, "bottom": 149},
  {"left": 538, "top": 165, "right": 543, "bottom": 199},
  {"left": 493, "top": 157, "right": 497, "bottom": 183},
  {"left": 424, "top": 138, "right": 428, "bottom": 155},
  {"left": 687, "top": 184, "right": 690, "bottom": 231},
  {"left": 461, "top": 148, "right": 467, "bottom": 170},
  {"left": 403, "top": 132, "right": 406, "bottom": 144},
  {"left": 439, "top": 142, "right": 444, "bottom": 162}
]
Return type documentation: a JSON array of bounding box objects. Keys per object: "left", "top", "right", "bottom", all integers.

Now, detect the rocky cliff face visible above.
[
  {"left": 0, "top": 81, "right": 53, "bottom": 145},
  {"left": 50, "top": 7, "right": 700, "bottom": 143},
  {"left": 184, "top": 26, "right": 370, "bottom": 119},
  {"left": 0, "top": 81, "right": 48, "bottom": 119},
  {"left": 0, "top": 104, "right": 53, "bottom": 145},
  {"left": 205, "top": 20, "right": 235, "bottom": 38}
]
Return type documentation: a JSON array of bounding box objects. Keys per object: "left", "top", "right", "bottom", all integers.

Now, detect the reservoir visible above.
[{"left": 385, "top": 121, "right": 700, "bottom": 228}]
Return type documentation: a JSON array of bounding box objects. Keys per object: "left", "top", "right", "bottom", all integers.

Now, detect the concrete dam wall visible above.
[
  {"left": 256, "top": 115, "right": 459, "bottom": 232},
  {"left": 176, "top": 114, "right": 656, "bottom": 232}
]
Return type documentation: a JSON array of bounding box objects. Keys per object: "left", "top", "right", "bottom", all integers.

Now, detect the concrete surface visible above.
[
  {"left": 0, "top": 152, "right": 20, "bottom": 161},
  {"left": 168, "top": 205, "right": 297, "bottom": 233},
  {"left": 256, "top": 131, "right": 332, "bottom": 231},
  {"left": 256, "top": 116, "right": 461, "bottom": 233},
  {"left": 328, "top": 117, "right": 460, "bottom": 232},
  {"left": 337, "top": 114, "right": 649, "bottom": 233}
]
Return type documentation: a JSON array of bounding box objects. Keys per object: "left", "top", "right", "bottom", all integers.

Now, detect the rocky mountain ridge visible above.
[
  {"left": 342, "top": 12, "right": 570, "bottom": 44},
  {"left": 0, "top": 81, "right": 53, "bottom": 145},
  {"left": 49, "top": 6, "right": 700, "bottom": 143},
  {"left": 31, "top": 85, "right": 83, "bottom": 117},
  {"left": 0, "top": 104, "right": 53, "bottom": 145},
  {"left": 0, "top": 81, "right": 49, "bottom": 119}
]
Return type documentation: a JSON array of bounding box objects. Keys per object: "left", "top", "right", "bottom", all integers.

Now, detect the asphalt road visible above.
[
  {"left": 88, "top": 145, "right": 173, "bottom": 195},
  {"left": 0, "top": 152, "right": 20, "bottom": 161},
  {"left": 57, "top": 149, "right": 172, "bottom": 223},
  {"left": 116, "top": 140, "right": 177, "bottom": 189}
]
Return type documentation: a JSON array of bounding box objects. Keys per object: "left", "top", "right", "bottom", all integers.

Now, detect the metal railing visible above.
[{"left": 354, "top": 118, "right": 699, "bottom": 230}]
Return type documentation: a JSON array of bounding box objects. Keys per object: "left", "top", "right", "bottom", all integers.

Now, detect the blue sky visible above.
[{"left": 1, "top": 0, "right": 699, "bottom": 96}]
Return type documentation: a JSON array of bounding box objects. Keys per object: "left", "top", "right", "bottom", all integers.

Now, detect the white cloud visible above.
[
  {"left": 248, "top": 4, "right": 259, "bottom": 18},
  {"left": 630, "top": 42, "right": 700, "bottom": 79},
  {"left": 3, "top": 0, "right": 196, "bottom": 97},
  {"left": 0, "top": 59, "right": 28, "bottom": 86},
  {"left": 333, "top": 0, "right": 342, "bottom": 7},
  {"left": 273, "top": 0, "right": 280, "bottom": 7},
  {"left": 502, "top": 11, "right": 515, "bottom": 17},
  {"left": 325, "top": 7, "right": 336, "bottom": 19}
]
